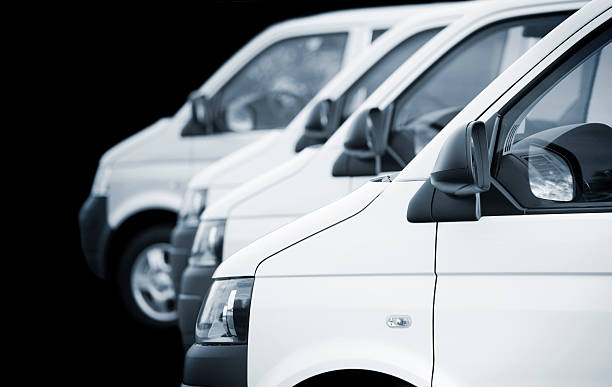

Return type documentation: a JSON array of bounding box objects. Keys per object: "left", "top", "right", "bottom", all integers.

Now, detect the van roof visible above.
[{"left": 267, "top": 2, "right": 471, "bottom": 30}]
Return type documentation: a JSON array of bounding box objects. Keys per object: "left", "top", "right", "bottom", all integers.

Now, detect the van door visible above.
[
  {"left": 187, "top": 32, "right": 349, "bottom": 173},
  {"left": 433, "top": 24, "right": 612, "bottom": 387}
]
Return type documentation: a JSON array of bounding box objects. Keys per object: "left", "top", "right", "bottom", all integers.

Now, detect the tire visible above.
[{"left": 117, "top": 224, "right": 177, "bottom": 328}]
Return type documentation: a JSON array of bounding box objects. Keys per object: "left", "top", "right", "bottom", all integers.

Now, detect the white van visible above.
[
  {"left": 179, "top": 0, "right": 579, "bottom": 347},
  {"left": 172, "top": 2, "right": 475, "bottom": 345},
  {"left": 184, "top": 1, "right": 611, "bottom": 386},
  {"left": 77, "top": 6, "right": 428, "bottom": 326}
]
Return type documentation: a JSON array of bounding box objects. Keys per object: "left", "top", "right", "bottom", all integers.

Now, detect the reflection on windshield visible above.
[{"left": 390, "top": 14, "right": 567, "bottom": 163}]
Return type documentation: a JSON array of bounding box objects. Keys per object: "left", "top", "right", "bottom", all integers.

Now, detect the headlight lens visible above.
[
  {"left": 195, "top": 278, "right": 254, "bottom": 344},
  {"left": 190, "top": 219, "right": 225, "bottom": 266},
  {"left": 179, "top": 188, "right": 207, "bottom": 226},
  {"left": 91, "top": 165, "right": 111, "bottom": 197}
]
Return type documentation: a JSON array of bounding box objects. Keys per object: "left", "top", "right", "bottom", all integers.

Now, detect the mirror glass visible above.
[
  {"left": 192, "top": 96, "right": 208, "bottom": 124},
  {"left": 306, "top": 99, "right": 330, "bottom": 132},
  {"left": 527, "top": 145, "right": 574, "bottom": 202},
  {"left": 470, "top": 135, "right": 478, "bottom": 186}
]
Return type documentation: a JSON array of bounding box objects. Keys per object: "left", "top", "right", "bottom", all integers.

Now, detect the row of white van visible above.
[
  {"left": 79, "top": 2, "right": 441, "bottom": 326},
  {"left": 80, "top": 0, "right": 611, "bottom": 386}
]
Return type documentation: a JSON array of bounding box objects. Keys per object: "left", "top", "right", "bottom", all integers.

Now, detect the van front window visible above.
[{"left": 386, "top": 13, "right": 569, "bottom": 167}]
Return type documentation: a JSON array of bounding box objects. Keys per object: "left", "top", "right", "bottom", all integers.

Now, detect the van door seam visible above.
[{"left": 431, "top": 222, "right": 439, "bottom": 387}]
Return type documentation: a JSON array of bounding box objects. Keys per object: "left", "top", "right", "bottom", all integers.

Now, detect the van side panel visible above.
[{"left": 249, "top": 181, "right": 436, "bottom": 387}]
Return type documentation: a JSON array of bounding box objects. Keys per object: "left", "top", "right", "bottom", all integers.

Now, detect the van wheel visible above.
[{"left": 117, "top": 225, "right": 177, "bottom": 327}]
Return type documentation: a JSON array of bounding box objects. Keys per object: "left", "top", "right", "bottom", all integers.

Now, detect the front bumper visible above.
[
  {"left": 170, "top": 221, "right": 199, "bottom": 294},
  {"left": 78, "top": 195, "right": 111, "bottom": 279},
  {"left": 178, "top": 264, "right": 218, "bottom": 347},
  {"left": 182, "top": 344, "right": 247, "bottom": 387}
]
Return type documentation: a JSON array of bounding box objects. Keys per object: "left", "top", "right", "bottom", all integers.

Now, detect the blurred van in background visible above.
[{"left": 78, "top": 5, "right": 432, "bottom": 326}]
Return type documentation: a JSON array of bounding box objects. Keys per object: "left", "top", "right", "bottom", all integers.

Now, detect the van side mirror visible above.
[
  {"left": 295, "top": 99, "right": 337, "bottom": 152},
  {"left": 182, "top": 94, "right": 213, "bottom": 136},
  {"left": 332, "top": 106, "right": 395, "bottom": 177},
  {"left": 407, "top": 121, "right": 490, "bottom": 223},
  {"left": 431, "top": 120, "right": 490, "bottom": 195},
  {"left": 192, "top": 95, "right": 210, "bottom": 125},
  {"left": 365, "top": 107, "right": 393, "bottom": 173}
]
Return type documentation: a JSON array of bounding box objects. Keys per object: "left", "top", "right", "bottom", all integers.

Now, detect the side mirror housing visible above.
[
  {"left": 332, "top": 106, "right": 393, "bottom": 177},
  {"left": 295, "top": 99, "right": 336, "bottom": 152},
  {"left": 182, "top": 94, "right": 213, "bottom": 136},
  {"left": 431, "top": 120, "right": 490, "bottom": 195},
  {"left": 365, "top": 107, "right": 393, "bottom": 164},
  {"left": 407, "top": 121, "right": 490, "bottom": 223}
]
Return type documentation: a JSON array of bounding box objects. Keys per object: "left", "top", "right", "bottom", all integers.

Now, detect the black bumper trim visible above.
[
  {"left": 170, "top": 222, "right": 199, "bottom": 294},
  {"left": 78, "top": 195, "right": 111, "bottom": 279},
  {"left": 183, "top": 344, "right": 247, "bottom": 387}
]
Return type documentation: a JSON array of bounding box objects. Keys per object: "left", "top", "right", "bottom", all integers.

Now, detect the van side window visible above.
[
  {"left": 215, "top": 33, "right": 347, "bottom": 132},
  {"left": 494, "top": 26, "right": 612, "bottom": 209},
  {"left": 387, "top": 14, "right": 568, "bottom": 168},
  {"left": 371, "top": 29, "right": 388, "bottom": 42}
]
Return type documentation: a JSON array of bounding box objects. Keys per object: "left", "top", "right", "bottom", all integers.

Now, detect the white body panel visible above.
[
  {"left": 94, "top": 6, "right": 424, "bottom": 229},
  {"left": 434, "top": 213, "right": 612, "bottom": 387},
  {"left": 249, "top": 180, "right": 435, "bottom": 387},
  {"left": 214, "top": 179, "right": 386, "bottom": 278},
  {"left": 214, "top": 141, "right": 373, "bottom": 259},
  {"left": 204, "top": 1, "right": 612, "bottom": 386}
]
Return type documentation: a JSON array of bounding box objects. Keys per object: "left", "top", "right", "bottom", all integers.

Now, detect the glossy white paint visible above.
[
  {"left": 207, "top": 1, "right": 611, "bottom": 386},
  {"left": 249, "top": 274, "right": 433, "bottom": 387},
  {"left": 214, "top": 180, "right": 386, "bottom": 278},
  {"left": 256, "top": 181, "right": 434, "bottom": 277},
  {"left": 223, "top": 216, "right": 298, "bottom": 259},
  {"left": 248, "top": 180, "right": 435, "bottom": 387},
  {"left": 434, "top": 212, "right": 612, "bottom": 387},
  {"left": 93, "top": 6, "right": 424, "bottom": 230}
]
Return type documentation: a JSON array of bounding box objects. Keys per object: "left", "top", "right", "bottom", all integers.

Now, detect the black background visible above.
[{"left": 35, "top": 1, "right": 450, "bottom": 385}]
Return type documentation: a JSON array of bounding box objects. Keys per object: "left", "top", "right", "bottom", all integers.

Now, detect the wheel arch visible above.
[
  {"left": 105, "top": 208, "right": 177, "bottom": 279},
  {"left": 293, "top": 368, "right": 415, "bottom": 387},
  {"left": 255, "top": 356, "right": 428, "bottom": 387}
]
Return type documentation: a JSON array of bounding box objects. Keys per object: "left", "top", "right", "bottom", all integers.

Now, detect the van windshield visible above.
[
  {"left": 339, "top": 27, "right": 444, "bottom": 124},
  {"left": 388, "top": 13, "right": 569, "bottom": 162}
]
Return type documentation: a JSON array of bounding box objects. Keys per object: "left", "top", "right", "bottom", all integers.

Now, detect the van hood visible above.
[
  {"left": 187, "top": 130, "right": 286, "bottom": 190},
  {"left": 99, "top": 114, "right": 185, "bottom": 167},
  {"left": 213, "top": 180, "right": 385, "bottom": 278},
  {"left": 187, "top": 100, "right": 312, "bottom": 191},
  {"left": 202, "top": 146, "right": 320, "bottom": 220}
]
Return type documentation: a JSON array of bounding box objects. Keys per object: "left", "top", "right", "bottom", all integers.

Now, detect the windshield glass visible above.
[
  {"left": 390, "top": 14, "right": 569, "bottom": 159},
  {"left": 340, "top": 27, "right": 443, "bottom": 123}
]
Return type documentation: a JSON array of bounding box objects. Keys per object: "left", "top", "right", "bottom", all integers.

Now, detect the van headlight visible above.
[
  {"left": 91, "top": 165, "right": 112, "bottom": 197},
  {"left": 189, "top": 219, "right": 225, "bottom": 266},
  {"left": 179, "top": 188, "right": 207, "bottom": 226},
  {"left": 195, "top": 278, "right": 254, "bottom": 344}
]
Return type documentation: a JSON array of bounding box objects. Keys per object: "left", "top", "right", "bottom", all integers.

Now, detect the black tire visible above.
[{"left": 117, "top": 224, "right": 177, "bottom": 328}]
